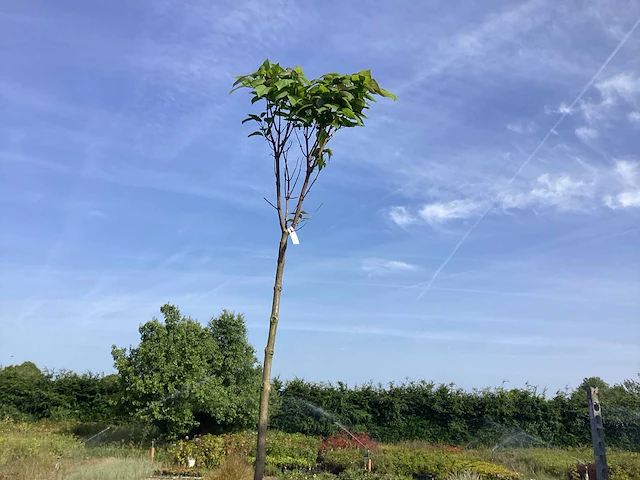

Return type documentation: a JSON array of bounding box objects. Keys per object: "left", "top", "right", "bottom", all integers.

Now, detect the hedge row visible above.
[{"left": 272, "top": 378, "right": 640, "bottom": 451}]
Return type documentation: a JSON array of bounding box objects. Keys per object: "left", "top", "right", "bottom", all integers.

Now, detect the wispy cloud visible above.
[
  {"left": 604, "top": 159, "right": 640, "bottom": 208},
  {"left": 405, "top": 171, "right": 602, "bottom": 224},
  {"left": 575, "top": 126, "right": 599, "bottom": 142},
  {"left": 420, "top": 199, "right": 485, "bottom": 223},
  {"left": 387, "top": 206, "right": 416, "bottom": 228},
  {"left": 361, "top": 258, "right": 417, "bottom": 276}
]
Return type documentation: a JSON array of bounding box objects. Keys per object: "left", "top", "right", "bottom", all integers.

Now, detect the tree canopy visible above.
[{"left": 111, "top": 304, "right": 260, "bottom": 438}]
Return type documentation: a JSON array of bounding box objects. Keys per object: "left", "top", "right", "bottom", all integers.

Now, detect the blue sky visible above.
[{"left": 1, "top": 0, "right": 639, "bottom": 393}]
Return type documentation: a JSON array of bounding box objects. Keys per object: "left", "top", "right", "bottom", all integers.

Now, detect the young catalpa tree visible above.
[{"left": 231, "top": 59, "right": 396, "bottom": 480}]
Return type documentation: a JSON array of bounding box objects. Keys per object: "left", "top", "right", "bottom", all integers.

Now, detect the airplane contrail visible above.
[{"left": 417, "top": 15, "right": 640, "bottom": 300}]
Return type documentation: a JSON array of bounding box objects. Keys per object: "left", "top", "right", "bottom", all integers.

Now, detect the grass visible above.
[
  {"left": 204, "top": 454, "right": 254, "bottom": 480},
  {"left": 0, "top": 419, "right": 160, "bottom": 480},
  {"left": 65, "top": 457, "right": 154, "bottom": 480},
  {"left": 3, "top": 419, "right": 640, "bottom": 480}
]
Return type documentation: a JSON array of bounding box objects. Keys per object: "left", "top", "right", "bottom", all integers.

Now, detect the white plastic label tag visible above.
[{"left": 287, "top": 227, "right": 300, "bottom": 245}]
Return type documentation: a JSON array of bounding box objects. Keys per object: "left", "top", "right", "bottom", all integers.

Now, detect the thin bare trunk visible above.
[{"left": 254, "top": 230, "right": 288, "bottom": 480}]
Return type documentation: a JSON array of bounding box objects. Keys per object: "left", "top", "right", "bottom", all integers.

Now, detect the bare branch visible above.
[
  {"left": 263, "top": 197, "right": 278, "bottom": 211},
  {"left": 295, "top": 202, "right": 324, "bottom": 232},
  {"left": 290, "top": 157, "right": 303, "bottom": 194}
]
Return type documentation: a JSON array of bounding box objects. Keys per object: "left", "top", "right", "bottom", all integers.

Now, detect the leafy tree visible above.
[
  {"left": 231, "top": 59, "right": 396, "bottom": 480},
  {"left": 111, "top": 304, "right": 260, "bottom": 438},
  {"left": 0, "top": 362, "right": 54, "bottom": 420}
]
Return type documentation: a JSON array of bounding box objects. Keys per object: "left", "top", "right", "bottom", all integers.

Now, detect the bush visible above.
[
  {"left": 264, "top": 431, "right": 322, "bottom": 470},
  {"left": 320, "top": 432, "right": 378, "bottom": 454},
  {"left": 278, "top": 471, "right": 337, "bottom": 480},
  {"left": 171, "top": 431, "right": 322, "bottom": 471},
  {"left": 321, "top": 448, "right": 366, "bottom": 473},
  {"left": 608, "top": 451, "right": 640, "bottom": 480},
  {"left": 447, "top": 472, "right": 482, "bottom": 480},
  {"left": 171, "top": 434, "right": 225, "bottom": 468},
  {"left": 338, "top": 469, "right": 411, "bottom": 479},
  {"left": 154, "top": 466, "right": 204, "bottom": 477},
  {"left": 321, "top": 444, "right": 519, "bottom": 480},
  {"left": 205, "top": 454, "right": 253, "bottom": 480}
]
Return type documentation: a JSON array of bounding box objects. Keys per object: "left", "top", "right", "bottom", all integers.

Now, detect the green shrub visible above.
[
  {"left": 447, "top": 472, "right": 482, "bottom": 480},
  {"left": 484, "top": 448, "right": 640, "bottom": 480},
  {"left": 321, "top": 448, "right": 366, "bottom": 473},
  {"left": 171, "top": 430, "right": 321, "bottom": 471},
  {"left": 603, "top": 451, "right": 640, "bottom": 480},
  {"left": 204, "top": 454, "right": 253, "bottom": 480},
  {"left": 170, "top": 434, "right": 225, "bottom": 468},
  {"left": 480, "top": 448, "right": 588, "bottom": 480},
  {"left": 321, "top": 444, "right": 519, "bottom": 480},
  {"left": 155, "top": 466, "right": 204, "bottom": 477},
  {"left": 338, "top": 469, "right": 411, "bottom": 479},
  {"left": 265, "top": 431, "right": 321, "bottom": 468},
  {"left": 277, "top": 471, "right": 337, "bottom": 480}
]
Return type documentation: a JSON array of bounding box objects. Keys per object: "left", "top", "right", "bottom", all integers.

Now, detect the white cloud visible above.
[
  {"left": 597, "top": 73, "right": 640, "bottom": 103},
  {"left": 545, "top": 102, "right": 573, "bottom": 115},
  {"left": 614, "top": 159, "right": 639, "bottom": 186},
  {"left": 419, "top": 199, "right": 486, "bottom": 223},
  {"left": 361, "top": 258, "right": 417, "bottom": 276},
  {"left": 410, "top": 172, "right": 602, "bottom": 225},
  {"left": 500, "top": 173, "right": 594, "bottom": 211},
  {"left": 575, "top": 126, "right": 599, "bottom": 142},
  {"left": 579, "top": 72, "right": 640, "bottom": 125},
  {"left": 628, "top": 111, "right": 640, "bottom": 123},
  {"left": 617, "top": 191, "right": 640, "bottom": 207},
  {"left": 558, "top": 102, "right": 572, "bottom": 114},
  {"left": 605, "top": 160, "right": 640, "bottom": 209},
  {"left": 507, "top": 120, "right": 537, "bottom": 134},
  {"left": 388, "top": 206, "right": 416, "bottom": 228}
]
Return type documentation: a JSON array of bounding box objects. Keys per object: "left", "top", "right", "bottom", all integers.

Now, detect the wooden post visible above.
[
  {"left": 150, "top": 439, "right": 155, "bottom": 462},
  {"left": 586, "top": 386, "right": 609, "bottom": 480}
]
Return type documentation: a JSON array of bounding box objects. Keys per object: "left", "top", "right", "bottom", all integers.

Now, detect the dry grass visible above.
[
  {"left": 205, "top": 454, "right": 254, "bottom": 480},
  {"left": 65, "top": 456, "right": 154, "bottom": 480},
  {"left": 447, "top": 471, "right": 483, "bottom": 480},
  {"left": 0, "top": 419, "right": 157, "bottom": 480}
]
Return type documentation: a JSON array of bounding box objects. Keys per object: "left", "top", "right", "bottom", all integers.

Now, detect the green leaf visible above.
[
  {"left": 241, "top": 114, "right": 261, "bottom": 124},
  {"left": 255, "top": 84, "right": 271, "bottom": 97},
  {"left": 380, "top": 88, "right": 398, "bottom": 101},
  {"left": 368, "top": 78, "right": 382, "bottom": 94},
  {"left": 248, "top": 131, "right": 264, "bottom": 138},
  {"left": 340, "top": 108, "right": 357, "bottom": 119},
  {"left": 275, "top": 79, "right": 294, "bottom": 90}
]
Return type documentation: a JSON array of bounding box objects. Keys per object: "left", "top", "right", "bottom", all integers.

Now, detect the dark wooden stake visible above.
[{"left": 586, "top": 386, "right": 609, "bottom": 480}]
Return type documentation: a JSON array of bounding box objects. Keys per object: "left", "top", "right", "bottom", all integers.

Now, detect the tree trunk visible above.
[{"left": 254, "top": 230, "right": 288, "bottom": 480}]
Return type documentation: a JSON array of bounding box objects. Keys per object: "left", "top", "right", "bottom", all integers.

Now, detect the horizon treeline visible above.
[
  {"left": 1, "top": 360, "right": 638, "bottom": 450},
  {"left": 1, "top": 304, "right": 638, "bottom": 449}
]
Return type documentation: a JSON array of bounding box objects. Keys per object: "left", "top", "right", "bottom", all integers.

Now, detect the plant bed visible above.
[{"left": 152, "top": 467, "right": 203, "bottom": 478}]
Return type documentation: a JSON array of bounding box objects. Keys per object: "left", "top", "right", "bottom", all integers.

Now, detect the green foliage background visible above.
[
  {"left": 270, "top": 377, "right": 640, "bottom": 451},
  {"left": 1, "top": 304, "right": 638, "bottom": 450}
]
